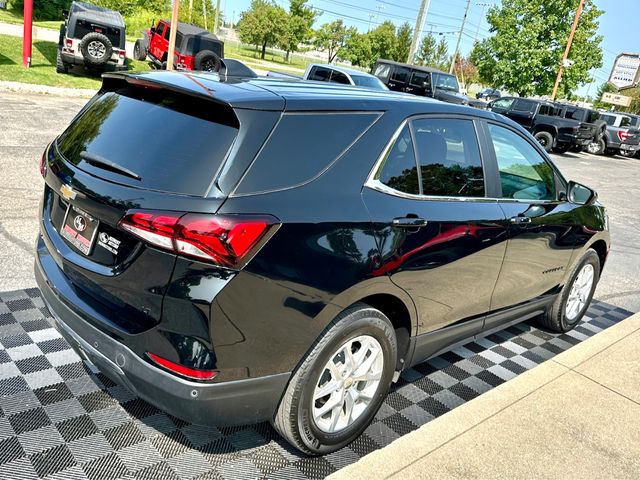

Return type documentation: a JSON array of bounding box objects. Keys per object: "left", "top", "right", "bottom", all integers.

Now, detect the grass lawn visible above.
[
  {"left": 0, "top": 34, "right": 151, "bottom": 89},
  {"left": 0, "top": 8, "right": 62, "bottom": 30}
]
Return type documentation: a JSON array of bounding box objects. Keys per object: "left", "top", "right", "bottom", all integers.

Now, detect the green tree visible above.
[
  {"left": 238, "top": 0, "right": 287, "bottom": 59},
  {"left": 393, "top": 22, "right": 413, "bottom": 63},
  {"left": 342, "top": 31, "right": 373, "bottom": 68},
  {"left": 178, "top": 0, "right": 219, "bottom": 30},
  {"left": 472, "top": 0, "right": 604, "bottom": 97},
  {"left": 368, "top": 21, "right": 397, "bottom": 65},
  {"left": 314, "top": 20, "right": 350, "bottom": 63},
  {"left": 278, "top": 0, "right": 317, "bottom": 62},
  {"left": 415, "top": 33, "right": 450, "bottom": 71}
]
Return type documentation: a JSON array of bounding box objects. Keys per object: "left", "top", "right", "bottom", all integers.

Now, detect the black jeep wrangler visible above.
[{"left": 57, "top": 1, "right": 127, "bottom": 74}]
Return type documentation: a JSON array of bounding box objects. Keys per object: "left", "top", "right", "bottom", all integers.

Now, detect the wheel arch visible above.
[{"left": 532, "top": 125, "right": 557, "bottom": 137}]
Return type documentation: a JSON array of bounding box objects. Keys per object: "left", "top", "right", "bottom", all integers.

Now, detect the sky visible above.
[{"left": 223, "top": 0, "right": 638, "bottom": 95}]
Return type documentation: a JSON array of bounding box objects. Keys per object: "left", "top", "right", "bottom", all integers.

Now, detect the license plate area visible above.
[{"left": 60, "top": 205, "right": 99, "bottom": 256}]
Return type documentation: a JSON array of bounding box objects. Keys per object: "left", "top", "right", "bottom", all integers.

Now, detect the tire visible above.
[
  {"left": 534, "top": 131, "right": 554, "bottom": 152},
  {"left": 55, "top": 50, "right": 68, "bottom": 74},
  {"left": 273, "top": 303, "right": 397, "bottom": 455},
  {"left": 538, "top": 249, "right": 600, "bottom": 333},
  {"left": 619, "top": 149, "right": 635, "bottom": 158},
  {"left": 586, "top": 138, "right": 605, "bottom": 155},
  {"left": 79, "top": 32, "right": 113, "bottom": 66},
  {"left": 552, "top": 143, "right": 571, "bottom": 154},
  {"left": 58, "top": 24, "right": 66, "bottom": 47},
  {"left": 160, "top": 61, "right": 167, "bottom": 70},
  {"left": 194, "top": 49, "right": 221, "bottom": 72},
  {"left": 133, "top": 39, "right": 147, "bottom": 61}
]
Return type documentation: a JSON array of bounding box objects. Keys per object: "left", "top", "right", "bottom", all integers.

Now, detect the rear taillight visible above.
[
  {"left": 119, "top": 210, "right": 278, "bottom": 268},
  {"left": 146, "top": 352, "right": 218, "bottom": 380},
  {"left": 618, "top": 130, "right": 630, "bottom": 142},
  {"left": 119, "top": 50, "right": 126, "bottom": 59},
  {"left": 39, "top": 152, "right": 46, "bottom": 177},
  {"left": 65, "top": 39, "right": 72, "bottom": 48}
]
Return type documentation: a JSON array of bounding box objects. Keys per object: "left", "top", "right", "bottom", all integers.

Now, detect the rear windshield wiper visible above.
[{"left": 80, "top": 151, "right": 141, "bottom": 181}]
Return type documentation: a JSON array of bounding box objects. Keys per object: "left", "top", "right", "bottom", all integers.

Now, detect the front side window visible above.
[
  {"left": 410, "top": 71, "right": 428, "bottom": 86},
  {"left": 376, "top": 125, "right": 419, "bottom": 195},
  {"left": 412, "top": 118, "right": 485, "bottom": 197},
  {"left": 488, "top": 124, "right": 556, "bottom": 201},
  {"left": 155, "top": 23, "right": 165, "bottom": 37},
  {"left": 163, "top": 25, "right": 171, "bottom": 40}
]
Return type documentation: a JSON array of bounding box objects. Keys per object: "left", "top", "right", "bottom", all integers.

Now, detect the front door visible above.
[
  {"left": 149, "top": 22, "right": 165, "bottom": 60},
  {"left": 505, "top": 98, "right": 537, "bottom": 129},
  {"left": 363, "top": 116, "right": 508, "bottom": 336},
  {"left": 485, "top": 122, "right": 577, "bottom": 311},
  {"left": 406, "top": 71, "right": 429, "bottom": 96}
]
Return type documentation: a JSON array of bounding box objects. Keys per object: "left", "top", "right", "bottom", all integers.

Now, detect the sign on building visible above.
[
  {"left": 602, "top": 92, "right": 632, "bottom": 107},
  {"left": 609, "top": 53, "right": 640, "bottom": 89}
]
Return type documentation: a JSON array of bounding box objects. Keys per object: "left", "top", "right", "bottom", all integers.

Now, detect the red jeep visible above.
[{"left": 134, "top": 20, "right": 224, "bottom": 71}]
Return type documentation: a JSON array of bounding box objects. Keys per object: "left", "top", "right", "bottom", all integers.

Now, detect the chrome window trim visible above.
[{"left": 364, "top": 115, "right": 563, "bottom": 205}]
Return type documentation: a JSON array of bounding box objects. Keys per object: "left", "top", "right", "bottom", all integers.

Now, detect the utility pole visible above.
[
  {"left": 551, "top": 0, "right": 585, "bottom": 100},
  {"left": 189, "top": 0, "right": 193, "bottom": 22},
  {"left": 214, "top": 0, "right": 221, "bottom": 34},
  {"left": 474, "top": 3, "right": 491, "bottom": 44},
  {"left": 450, "top": 0, "right": 471, "bottom": 74},
  {"left": 22, "top": 0, "right": 33, "bottom": 67},
  {"left": 408, "top": 0, "right": 427, "bottom": 63},
  {"left": 166, "top": 0, "right": 180, "bottom": 70}
]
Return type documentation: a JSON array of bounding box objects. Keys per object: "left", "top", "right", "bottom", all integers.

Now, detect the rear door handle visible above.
[
  {"left": 509, "top": 216, "right": 531, "bottom": 224},
  {"left": 392, "top": 217, "right": 428, "bottom": 228}
]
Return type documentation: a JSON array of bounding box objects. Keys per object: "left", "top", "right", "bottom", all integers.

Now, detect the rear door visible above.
[
  {"left": 387, "top": 65, "right": 410, "bottom": 92},
  {"left": 484, "top": 122, "right": 577, "bottom": 312},
  {"left": 363, "top": 116, "right": 508, "bottom": 339},
  {"left": 507, "top": 99, "right": 537, "bottom": 129},
  {"left": 406, "top": 70, "right": 429, "bottom": 96}
]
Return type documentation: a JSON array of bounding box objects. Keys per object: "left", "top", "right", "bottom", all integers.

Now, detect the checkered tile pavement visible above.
[{"left": 0, "top": 288, "right": 632, "bottom": 479}]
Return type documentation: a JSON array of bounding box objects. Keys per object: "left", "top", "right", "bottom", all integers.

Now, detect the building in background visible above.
[{"left": 609, "top": 53, "right": 640, "bottom": 89}]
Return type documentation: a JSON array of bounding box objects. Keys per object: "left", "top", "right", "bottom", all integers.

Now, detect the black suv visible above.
[
  {"left": 489, "top": 97, "right": 596, "bottom": 153},
  {"left": 373, "top": 59, "right": 486, "bottom": 108},
  {"left": 57, "top": 1, "right": 127, "bottom": 74},
  {"left": 36, "top": 73, "right": 609, "bottom": 455}
]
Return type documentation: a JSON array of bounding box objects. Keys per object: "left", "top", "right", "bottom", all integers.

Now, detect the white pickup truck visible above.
[{"left": 267, "top": 64, "right": 389, "bottom": 91}]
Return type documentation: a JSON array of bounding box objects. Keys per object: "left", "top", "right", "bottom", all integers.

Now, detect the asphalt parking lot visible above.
[{"left": 1, "top": 91, "right": 638, "bottom": 312}]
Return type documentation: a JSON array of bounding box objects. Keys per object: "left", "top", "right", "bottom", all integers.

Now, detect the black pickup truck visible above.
[{"left": 489, "top": 97, "right": 596, "bottom": 153}]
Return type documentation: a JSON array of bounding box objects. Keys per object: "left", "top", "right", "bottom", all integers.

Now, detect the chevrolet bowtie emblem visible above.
[{"left": 60, "top": 184, "right": 77, "bottom": 201}]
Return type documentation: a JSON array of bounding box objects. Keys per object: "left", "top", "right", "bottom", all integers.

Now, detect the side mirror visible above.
[
  {"left": 62, "top": 9, "right": 69, "bottom": 19},
  {"left": 567, "top": 181, "right": 597, "bottom": 205}
]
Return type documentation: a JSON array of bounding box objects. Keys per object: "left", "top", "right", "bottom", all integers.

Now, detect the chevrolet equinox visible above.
[{"left": 36, "top": 71, "right": 609, "bottom": 455}]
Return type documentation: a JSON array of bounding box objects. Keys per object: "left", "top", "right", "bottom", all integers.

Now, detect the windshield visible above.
[
  {"left": 351, "top": 75, "right": 388, "bottom": 90},
  {"left": 433, "top": 73, "right": 459, "bottom": 92}
]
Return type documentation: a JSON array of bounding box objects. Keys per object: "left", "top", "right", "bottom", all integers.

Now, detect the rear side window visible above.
[
  {"left": 412, "top": 118, "right": 484, "bottom": 197},
  {"left": 57, "top": 90, "right": 238, "bottom": 196},
  {"left": 376, "top": 125, "right": 419, "bottom": 195},
  {"left": 235, "top": 113, "right": 379, "bottom": 195}
]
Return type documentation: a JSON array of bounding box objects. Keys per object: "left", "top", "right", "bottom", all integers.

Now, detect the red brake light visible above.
[
  {"left": 119, "top": 50, "right": 126, "bottom": 58},
  {"left": 146, "top": 352, "right": 217, "bottom": 380},
  {"left": 65, "top": 39, "right": 72, "bottom": 47},
  {"left": 118, "top": 210, "right": 277, "bottom": 267},
  {"left": 618, "top": 130, "right": 630, "bottom": 142}
]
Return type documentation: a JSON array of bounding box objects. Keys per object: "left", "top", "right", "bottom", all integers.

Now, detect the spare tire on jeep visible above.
[
  {"left": 80, "top": 32, "right": 113, "bottom": 66},
  {"left": 194, "top": 50, "right": 221, "bottom": 72}
]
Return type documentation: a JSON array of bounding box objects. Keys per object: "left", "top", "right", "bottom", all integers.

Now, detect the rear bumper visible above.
[{"left": 35, "top": 242, "right": 290, "bottom": 426}]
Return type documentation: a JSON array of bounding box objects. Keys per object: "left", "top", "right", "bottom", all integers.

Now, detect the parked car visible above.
[
  {"left": 488, "top": 97, "right": 596, "bottom": 153},
  {"left": 585, "top": 112, "right": 640, "bottom": 157},
  {"left": 372, "top": 59, "right": 486, "bottom": 108},
  {"left": 555, "top": 104, "right": 606, "bottom": 152},
  {"left": 37, "top": 72, "right": 609, "bottom": 455},
  {"left": 476, "top": 87, "right": 501, "bottom": 101},
  {"left": 134, "top": 20, "right": 224, "bottom": 71},
  {"left": 622, "top": 113, "right": 640, "bottom": 158},
  {"left": 57, "top": 1, "right": 127, "bottom": 74},
  {"left": 303, "top": 64, "right": 388, "bottom": 90}
]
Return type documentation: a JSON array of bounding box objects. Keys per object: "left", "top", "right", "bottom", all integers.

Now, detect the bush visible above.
[{"left": 9, "top": 0, "right": 71, "bottom": 21}]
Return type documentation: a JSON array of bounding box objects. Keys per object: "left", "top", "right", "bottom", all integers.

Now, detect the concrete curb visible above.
[
  {"left": 329, "top": 311, "right": 640, "bottom": 479},
  {"left": 0, "top": 80, "right": 96, "bottom": 98}
]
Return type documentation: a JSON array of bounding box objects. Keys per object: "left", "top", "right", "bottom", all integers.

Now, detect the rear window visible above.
[
  {"left": 235, "top": 113, "right": 379, "bottom": 195},
  {"left": 57, "top": 90, "right": 238, "bottom": 196}
]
